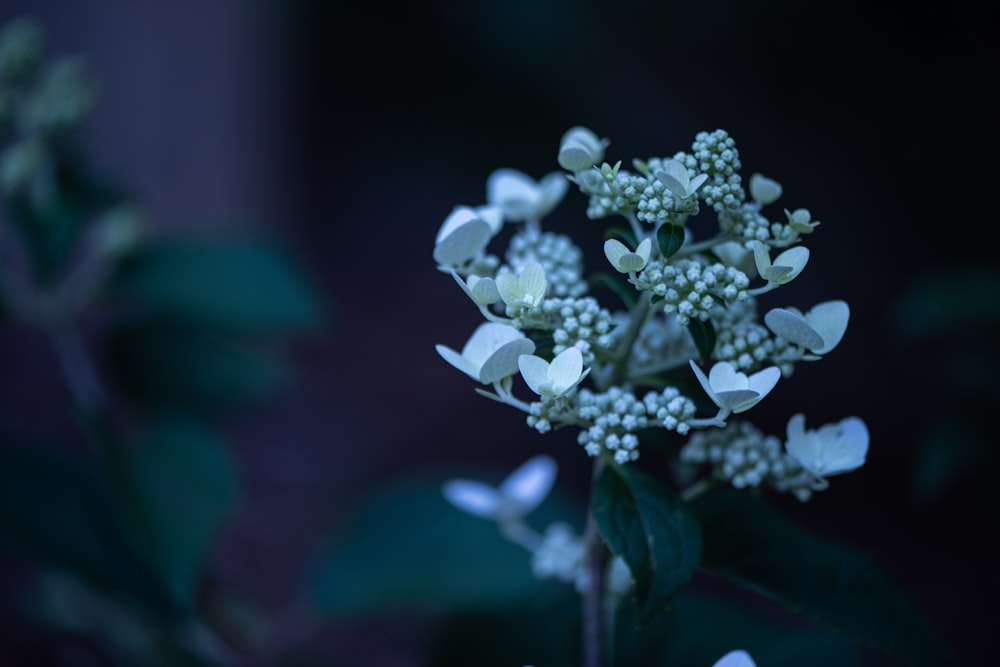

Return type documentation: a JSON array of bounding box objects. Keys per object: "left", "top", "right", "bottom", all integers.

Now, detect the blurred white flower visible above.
[
  {"left": 519, "top": 347, "right": 590, "bottom": 398},
  {"left": 436, "top": 322, "right": 535, "bottom": 384},
  {"left": 433, "top": 204, "right": 503, "bottom": 268},
  {"left": 764, "top": 300, "right": 849, "bottom": 358},
  {"left": 496, "top": 261, "right": 547, "bottom": 311},
  {"left": 712, "top": 650, "right": 756, "bottom": 667},
  {"left": 558, "top": 125, "right": 609, "bottom": 172},
  {"left": 655, "top": 159, "right": 709, "bottom": 200},
  {"left": 603, "top": 237, "right": 652, "bottom": 273},
  {"left": 785, "top": 207, "right": 820, "bottom": 234},
  {"left": 785, "top": 413, "right": 869, "bottom": 478},
  {"left": 443, "top": 454, "right": 557, "bottom": 522},
  {"left": 487, "top": 168, "right": 568, "bottom": 222},
  {"left": 749, "top": 173, "right": 782, "bottom": 206}
]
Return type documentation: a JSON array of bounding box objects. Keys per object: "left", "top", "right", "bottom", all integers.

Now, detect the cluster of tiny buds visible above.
[
  {"left": 540, "top": 297, "right": 614, "bottom": 364},
  {"left": 505, "top": 227, "right": 588, "bottom": 298},
  {"left": 636, "top": 257, "right": 750, "bottom": 326}
]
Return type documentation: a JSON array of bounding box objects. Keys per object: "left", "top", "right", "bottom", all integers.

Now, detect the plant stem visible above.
[{"left": 582, "top": 456, "right": 609, "bottom": 667}]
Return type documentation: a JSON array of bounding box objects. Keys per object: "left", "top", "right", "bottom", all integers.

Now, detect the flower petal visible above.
[
  {"left": 518, "top": 354, "right": 552, "bottom": 395},
  {"left": 442, "top": 479, "right": 501, "bottom": 518},
  {"left": 499, "top": 454, "right": 557, "bottom": 514},
  {"left": 689, "top": 360, "right": 721, "bottom": 408},
  {"left": 547, "top": 347, "right": 584, "bottom": 392},
  {"left": 708, "top": 361, "right": 748, "bottom": 393},
  {"left": 764, "top": 307, "right": 825, "bottom": 350},
  {"left": 433, "top": 215, "right": 492, "bottom": 267},
  {"left": 805, "top": 300, "right": 849, "bottom": 355},
  {"left": 435, "top": 344, "right": 480, "bottom": 381},
  {"left": 746, "top": 366, "right": 781, "bottom": 398},
  {"left": 480, "top": 338, "right": 536, "bottom": 384}
]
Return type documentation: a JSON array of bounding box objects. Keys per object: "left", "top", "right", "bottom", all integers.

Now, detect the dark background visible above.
[{"left": 0, "top": 1, "right": 996, "bottom": 665}]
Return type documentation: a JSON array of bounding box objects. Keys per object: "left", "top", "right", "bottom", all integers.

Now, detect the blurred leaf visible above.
[
  {"left": 105, "top": 319, "right": 289, "bottom": 413},
  {"left": 889, "top": 266, "right": 1000, "bottom": 341},
  {"left": 306, "top": 475, "right": 566, "bottom": 617},
  {"left": 116, "top": 419, "right": 239, "bottom": 610},
  {"left": 686, "top": 318, "right": 716, "bottom": 363},
  {"left": 0, "top": 440, "right": 171, "bottom": 610},
  {"left": 589, "top": 270, "right": 637, "bottom": 309},
  {"left": 910, "top": 419, "right": 994, "bottom": 503},
  {"left": 691, "top": 489, "right": 953, "bottom": 666},
  {"left": 109, "top": 236, "right": 325, "bottom": 335},
  {"left": 603, "top": 225, "right": 637, "bottom": 247},
  {"left": 616, "top": 586, "right": 869, "bottom": 667},
  {"left": 656, "top": 223, "right": 685, "bottom": 260},
  {"left": 591, "top": 463, "right": 701, "bottom": 626}
]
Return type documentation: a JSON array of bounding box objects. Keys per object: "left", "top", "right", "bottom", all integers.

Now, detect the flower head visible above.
[
  {"left": 785, "top": 413, "right": 869, "bottom": 478},
  {"left": 442, "top": 454, "right": 557, "bottom": 522},
  {"left": 603, "top": 237, "right": 652, "bottom": 273},
  {"left": 764, "top": 300, "right": 849, "bottom": 357},
  {"left": 519, "top": 346, "right": 590, "bottom": 399},
  {"left": 655, "top": 159, "right": 709, "bottom": 200},
  {"left": 496, "top": 261, "right": 547, "bottom": 312},
  {"left": 690, "top": 360, "right": 780, "bottom": 415},
  {"left": 751, "top": 240, "right": 809, "bottom": 286},
  {"left": 436, "top": 322, "right": 535, "bottom": 384},
  {"left": 486, "top": 168, "right": 568, "bottom": 222}
]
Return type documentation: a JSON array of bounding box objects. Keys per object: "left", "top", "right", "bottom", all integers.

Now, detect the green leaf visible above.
[
  {"left": 109, "top": 236, "right": 325, "bottom": 335},
  {"left": 687, "top": 318, "right": 716, "bottom": 363},
  {"left": 591, "top": 463, "right": 701, "bottom": 626},
  {"left": 691, "top": 489, "right": 953, "bottom": 666},
  {"left": 0, "top": 440, "right": 171, "bottom": 610},
  {"left": 116, "top": 419, "right": 239, "bottom": 610},
  {"left": 655, "top": 223, "right": 685, "bottom": 260},
  {"left": 604, "top": 225, "right": 637, "bottom": 248},
  {"left": 306, "top": 475, "right": 565, "bottom": 617},
  {"left": 104, "top": 320, "right": 289, "bottom": 413}
]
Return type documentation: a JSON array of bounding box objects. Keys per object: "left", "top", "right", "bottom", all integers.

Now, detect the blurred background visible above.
[{"left": 0, "top": 1, "right": 996, "bottom": 665}]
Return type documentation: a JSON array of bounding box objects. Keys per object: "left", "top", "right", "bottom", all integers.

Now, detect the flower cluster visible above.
[{"left": 434, "top": 124, "right": 867, "bottom": 483}]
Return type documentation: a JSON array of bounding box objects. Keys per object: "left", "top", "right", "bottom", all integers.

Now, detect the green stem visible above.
[{"left": 582, "top": 456, "right": 609, "bottom": 667}]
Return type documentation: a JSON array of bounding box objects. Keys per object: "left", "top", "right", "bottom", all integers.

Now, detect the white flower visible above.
[
  {"left": 749, "top": 173, "right": 782, "bottom": 206},
  {"left": 519, "top": 347, "right": 590, "bottom": 398},
  {"left": 442, "top": 454, "right": 557, "bottom": 522},
  {"left": 690, "top": 360, "right": 780, "bottom": 416},
  {"left": 486, "top": 168, "right": 568, "bottom": 222},
  {"left": 764, "top": 300, "right": 849, "bottom": 357},
  {"left": 751, "top": 240, "right": 809, "bottom": 286},
  {"left": 655, "top": 159, "right": 709, "bottom": 200},
  {"left": 785, "top": 207, "right": 820, "bottom": 234},
  {"left": 433, "top": 204, "right": 503, "bottom": 268},
  {"left": 436, "top": 322, "right": 535, "bottom": 384},
  {"left": 785, "top": 413, "right": 869, "bottom": 478},
  {"left": 451, "top": 271, "right": 501, "bottom": 306},
  {"left": 496, "top": 261, "right": 547, "bottom": 311},
  {"left": 603, "top": 237, "right": 652, "bottom": 273},
  {"left": 558, "top": 125, "right": 608, "bottom": 172},
  {"left": 712, "top": 650, "right": 756, "bottom": 667}
]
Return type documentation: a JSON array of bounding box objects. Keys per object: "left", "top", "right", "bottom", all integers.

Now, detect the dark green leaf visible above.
[
  {"left": 110, "top": 236, "right": 325, "bottom": 335},
  {"left": 692, "top": 489, "right": 953, "bottom": 666},
  {"left": 0, "top": 441, "right": 171, "bottom": 610},
  {"left": 105, "top": 320, "right": 289, "bottom": 413},
  {"left": 655, "top": 223, "right": 685, "bottom": 260},
  {"left": 117, "top": 419, "right": 239, "bottom": 610},
  {"left": 604, "top": 226, "right": 637, "bottom": 248},
  {"left": 591, "top": 463, "right": 701, "bottom": 626},
  {"left": 306, "top": 475, "right": 566, "bottom": 617},
  {"left": 687, "top": 318, "right": 716, "bottom": 363}
]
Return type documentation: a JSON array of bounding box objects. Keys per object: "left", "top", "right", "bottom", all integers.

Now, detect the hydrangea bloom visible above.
[
  {"left": 487, "top": 168, "right": 568, "bottom": 222},
  {"left": 442, "top": 454, "right": 556, "bottom": 522},
  {"left": 604, "top": 237, "right": 652, "bottom": 273},
  {"left": 496, "top": 261, "right": 547, "bottom": 312},
  {"left": 433, "top": 204, "right": 503, "bottom": 268},
  {"left": 689, "top": 360, "right": 780, "bottom": 425},
  {"left": 655, "top": 158, "right": 709, "bottom": 200},
  {"left": 436, "top": 322, "right": 535, "bottom": 384},
  {"left": 765, "top": 300, "right": 849, "bottom": 357},
  {"left": 519, "top": 347, "right": 590, "bottom": 398},
  {"left": 785, "top": 413, "right": 869, "bottom": 479},
  {"left": 751, "top": 240, "right": 809, "bottom": 287}
]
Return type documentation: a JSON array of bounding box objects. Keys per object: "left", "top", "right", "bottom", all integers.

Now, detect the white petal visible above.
[
  {"left": 435, "top": 344, "right": 480, "bottom": 381},
  {"left": 689, "top": 360, "right": 719, "bottom": 407},
  {"left": 476, "top": 204, "right": 505, "bottom": 234},
  {"left": 462, "top": 322, "right": 525, "bottom": 365},
  {"left": 635, "top": 238, "right": 652, "bottom": 262},
  {"left": 764, "top": 308, "right": 825, "bottom": 351},
  {"left": 519, "top": 262, "right": 547, "bottom": 300},
  {"left": 487, "top": 168, "right": 539, "bottom": 221},
  {"left": 749, "top": 173, "right": 782, "bottom": 206},
  {"left": 618, "top": 252, "right": 646, "bottom": 273},
  {"left": 713, "top": 649, "right": 756, "bottom": 667},
  {"left": 708, "top": 362, "right": 748, "bottom": 394},
  {"left": 751, "top": 240, "right": 771, "bottom": 275},
  {"left": 786, "top": 413, "right": 807, "bottom": 442},
  {"left": 518, "top": 354, "right": 552, "bottom": 395},
  {"left": 772, "top": 246, "right": 809, "bottom": 278},
  {"left": 547, "top": 347, "right": 584, "bottom": 391},
  {"left": 433, "top": 217, "right": 492, "bottom": 267},
  {"left": 804, "top": 300, "right": 849, "bottom": 355},
  {"left": 604, "top": 238, "right": 628, "bottom": 269},
  {"left": 822, "top": 417, "right": 869, "bottom": 475},
  {"left": 480, "top": 338, "right": 536, "bottom": 384},
  {"left": 468, "top": 275, "right": 500, "bottom": 305},
  {"left": 442, "top": 479, "right": 501, "bottom": 518},
  {"left": 716, "top": 389, "right": 762, "bottom": 413},
  {"left": 536, "top": 172, "right": 569, "bottom": 218},
  {"left": 495, "top": 272, "right": 521, "bottom": 306},
  {"left": 655, "top": 163, "right": 689, "bottom": 199},
  {"left": 499, "top": 454, "right": 557, "bottom": 513},
  {"left": 746, "top": 366, "right": 781, "bottom": 398},
  {"left": 436, "top": 206, "right": 479, "bottom": 242}
]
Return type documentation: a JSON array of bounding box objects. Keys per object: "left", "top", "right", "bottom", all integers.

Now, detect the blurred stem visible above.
[
  {"left": 582, "top": 456, "right": 609, "bottom": 667},
  {"left": 49, "top": 318, "right": 105, "bottom": 420}
]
